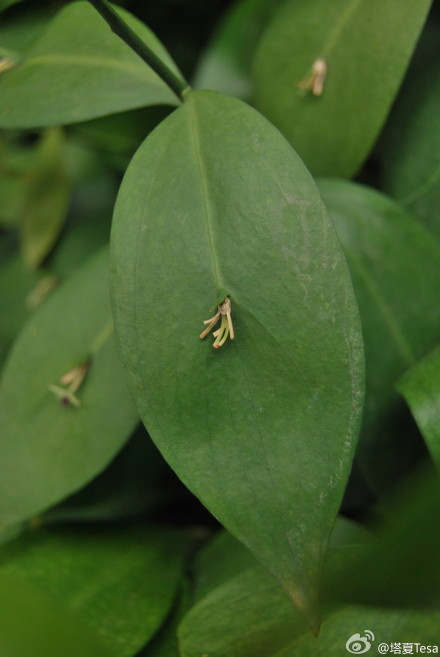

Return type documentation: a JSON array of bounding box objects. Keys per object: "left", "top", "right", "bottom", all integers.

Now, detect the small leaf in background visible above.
[
  {"left": 328, "top": 468, "right": 440, "bottom": 610},
  {"left": 0, "top": 247, "right": 139, "bottom": 529},
  {"left": 397, "top": 344, "right": 440, "bottom": 468},
  {"left": 0, "top": 526, "right": 190, "bottom": 657},
  {"left": 111, "top": 89, "right": 364, "bottom": 627},
  {"left": 20, "top": 128, "right": 71, "bottom": 269},
  {"left": 318, "top": 179, "right": 440, "bottom": 494},
  {"left": 0, "top": 574, "right": 111, "bottom": 657},
  {"left": 192, "top": 0, "right": 283, "bottom": 100},
  {"left": 0, "top": 256, "right": 44, "bottom": 367},
  {"left": 252, "top": 0, "right": 432, "bottom": 177},
  {"left": 379, "top": 56, "right": 440, "bottom": 238},
  {"left": 0, "top": 1, "right": 184, "bottom": 129}
]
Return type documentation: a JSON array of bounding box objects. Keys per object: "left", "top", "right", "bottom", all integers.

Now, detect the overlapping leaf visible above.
[
  {"left": 0, "top": 574, "right": 111, "bottom": 657},
  {"left": 319, "top": 179, "right": 440, "bottom": 493},
  {"left": 0, "top": 248, "right": 138, "bottom": 528},
  {"left": 192, "top": 0, "right": 282, "bottom": 100},
  {"left": 397, "top": 345, "right": 440, "bottom": 468},
  {"left": 252, "top": 0, "right": 432, "bottom": 177},
  {"left": 180, "top": 485, "right": 440, "bottom": 657},
  {"left": 0, "top": 1, "right": 183, "bottom": 128},
  {"left": 111, "top": 89, "right": 364, "bottom": 627},
  {"left": 0, "top": 526, "right": 189, "bottom": 657}
]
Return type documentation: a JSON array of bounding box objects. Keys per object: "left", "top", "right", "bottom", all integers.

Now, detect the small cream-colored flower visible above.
[
  {"left": 200, "top": 297, "right": 234, "bottom": 348},
  {"left": 48, "top": 361, "right": 90, "bottom": 407},
  {"left": 0, "top": 58, "right": 16, "bottom": 74},
  {"left": 298, "top": 58, "right": 327, "bottom": 96}
]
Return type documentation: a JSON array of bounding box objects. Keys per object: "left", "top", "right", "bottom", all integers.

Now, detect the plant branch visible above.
[{"left": 87, "top": 0, "right": 190, "bottom": 101}]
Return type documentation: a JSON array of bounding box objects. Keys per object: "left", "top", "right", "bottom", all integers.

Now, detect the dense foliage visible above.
[{"left": 1, "top": 0, "right": 440, "bottom": 654}]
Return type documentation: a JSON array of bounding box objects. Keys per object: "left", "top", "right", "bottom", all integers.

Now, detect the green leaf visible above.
[
  {"left": 379, "top": 56, "right": 440, "bottom": 238},
  {"left": 44, "top": 427, "right": 171, "bottom": 524},
  {"left": 192, "top": 519, "right": 370, "bottom": 604},
  {"left": 397, "top": 344, "right": 440, "bottom": 468},
  {"left": 192, "top": 0, "right": 283, "bottom": 100},
  {"left": 0, "top": 526, "right": 189, "bottom": 657},
  {"left": 0, "top": 574, "right": 112, "bottom": 657},
  {"left": 180, "top": 543, "right": 440, "bottom": 657},
  {"left": 318, "top": 179, "right": 440, "bottom": 493},
  {"left": 192, "top": 530, "right": 259, "bottom": 602},
  {"left": 20, "top": 128, "right": 71, "bottom": 269},
  {"left": 179, "top": 567, "right": 307, "bottom": 657},
  {"left": 110, "top": 89, "right": 364, "bottom": 627},
  {"left": 328, "top": 469, "right": 440, "bottom": 610},
  {"left": 0, "top": 1, "right": 183, "bottom": 129},
  {"left": 0, "top": 247, "right": 138, "bottom": 528},
  {"left": 139, "top": 581, "right": 192, "bottom": 657},
  {"left": 252, "top": 0, "right": 432, "bottom": 177},
  {"left": 0, "top": 3, "right": 53, "bottom": 55},
  {"left": 0, "top": 257, "right": 43, "bottom": 367}
]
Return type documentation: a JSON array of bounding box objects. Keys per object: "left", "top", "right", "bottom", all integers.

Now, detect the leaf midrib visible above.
[
  {"left": 321, "top": 0, "right": 364, "bottom": 56},
  {"left": 186, "top": 98, "right": 224, "bottom": 293}
]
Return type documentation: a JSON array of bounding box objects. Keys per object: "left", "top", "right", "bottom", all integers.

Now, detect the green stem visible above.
[{"left": 87, "top": 0, "right": 190, "bottom": 101}]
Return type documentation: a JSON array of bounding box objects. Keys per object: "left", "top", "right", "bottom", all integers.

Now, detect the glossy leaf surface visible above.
[
  {"left": 0, "top": 248, "right": 138, "bottom": 527},
  {"left": 253, "top": 0, "right": 432, "bottom": 177},
  {"left": 0, "top": 1, "right": 182, "bottom": 129},
  {"left": 111, "top": 89, "right": 364, "bottom": 625},
  {"left": 319, "top": 179, "right": 440, "bottom": 492},
  {"left": 0, "top": 526, "right": 188, "bottom": 657},
  {"left": 397, "top": 344, "right": 440, "bottom": 468}
]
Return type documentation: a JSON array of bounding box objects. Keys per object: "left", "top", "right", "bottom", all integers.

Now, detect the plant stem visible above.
[{"left": 87, "top": 0, "right": 190, "bottom": 101}]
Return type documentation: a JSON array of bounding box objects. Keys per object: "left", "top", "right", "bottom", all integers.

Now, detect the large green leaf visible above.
[
  {"left": 252, "top": 0, "right": 432, "bottom": 177},
  {"left": 379, "top": 56, "right": 440, "bottom": 238},
  {"left": 318, "top": 179, "right": 440, "bottom": 493},
  {"left": 110, "top": 89, "right": 364, "bottom": 626},
  {"left": 397, "top": 344, "right": 440, "bottom": 468},
  {"left": 0, "top": 1, "right": 183, "bottom": 129},
  {"left": 0, "top": 248, "right": 138, "bottom": 528},
  {"left": 0, "top": 526, "right": 189, "bottom": 657},
  {"left": 0, "top": 574, "right": 111, "bottom": 657}
]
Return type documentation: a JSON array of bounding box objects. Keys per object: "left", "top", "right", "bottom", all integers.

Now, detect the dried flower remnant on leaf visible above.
[
  {"left": 48, "top": 361, "right": 90, "bottom": 408},
  {"left": 26, "top": 275, "right": 59, "bottom": 310},
  {"left": 200, "top": 297, "right": 234, "bottom": 348},
  {"left": 298, "top": 58, "right": 327, "bottom": 96},
  {"left": 0, "top": 58, "right": 16, "bottom": 74}
]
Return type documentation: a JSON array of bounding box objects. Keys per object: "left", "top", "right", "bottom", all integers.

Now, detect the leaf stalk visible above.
[{"left": 87, "top": 0, "right": 190, "bottom": 101}]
